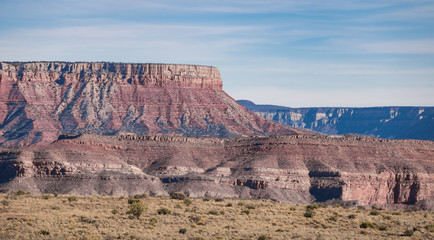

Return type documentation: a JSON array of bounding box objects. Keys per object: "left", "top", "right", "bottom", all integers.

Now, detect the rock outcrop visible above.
[
  {"left": 0, "top": 62, "right": 305, "bottom": 146},
  {"left": 1, "top": 134, "right": 432, "bottom": 209},
  {"left": 238, "top": 100, "right": 434, "bottom": 141}
]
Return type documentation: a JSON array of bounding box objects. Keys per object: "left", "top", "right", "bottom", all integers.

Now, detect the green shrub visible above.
[
  {"left": 133, "top": 193, "right": 147, "bottom": 199},
  {"left": 39, "top": 230, "right": 50, "bottom": 236},
  {"left": 1, "top": 200, "right": 9, "bottom": 207},
  {"left": 306, "top": 204, "right": 319, "bottom": 211},
  {"left": 127, "top": 201, "right": 147, "bottom": 218},
  {"left": 226, "top": 203, "right": 233, "bottom": 207},
  {"left": 237, "top": 202, "right": 245, "bottom": 206},
  {"left": 67, "top": 196, "right": 77, "bottom": 202},
  {"left": 328, "top": 216, "right": 337, "bottom": 222},
  {"left": 360, "top": 222, "right": 375, "bottom": 228},
  {"left": 290, "top": 207, "right": 296, "bottom": 211},
  {"left": 111, "top": 209, "right": 118, "bottom": 214},
  {"left": 241, "top": 209, "right": 250, "bottom": 215},
  {"left": 128, "top": 198, "right": 141, "bottom": 204},
  {"left": 258, "top": 235, "right": 271, "bottom": 240},
  {"left": 246, "top": 205, "right": 256, "bottom": 210},
  {"left": 426, "top": 223, "right": 434, "bottom": 232},
  {"left": 170, "top": 192, "right": 186, "bottom": 200},
  {"left": 15, "top": 190, "right": 26, "bottom": 196},
  {"left": 42, "top": 194, "right": 50, "bottom": 200},
  {"left": 392, "top": 212, "right": 401, "bottom": 215},
  {"left": 149, "top": 217, "right": 157, "bottom": 225},
  {"left": 157, "top": 208, "right": 171, "bottom": 215},
  {"left": 184, "top": 198, "right": 192, "bottom": 206},
  {"left": 370, "top": 210, "right": 380, "bottom": 216},
  {"left": 383, "top": 215, "right": 391, "bottom": 220},
  {"left": 304, "top": 210, "right": 315, "bottom": 218},
  {"left": 51, "top": 206, "right": 60, "bottom": 210},
  {"left": 403, "top": 229, "right": 414, "bottom": 236},
  {"left": 378, "top": 225, "right": 388, "bottom": 231},
  {"left": 208, "top": 210, "right": 219, "bottom": 215}
]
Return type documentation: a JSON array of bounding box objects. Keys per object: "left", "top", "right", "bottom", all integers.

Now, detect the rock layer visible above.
[
  {"left": 0, "top": 62, "right": 305, "bottom": 146},
  {"left": 1, "top": 134, "right": 432, "bottom": 209}
]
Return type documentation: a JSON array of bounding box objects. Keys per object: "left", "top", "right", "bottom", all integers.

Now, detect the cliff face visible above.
[
  {"left": 1, "top": 134, "right": 432, "bottom": 209},
  {"left": 238, "top": 100, "right": 434, "bottom": 141},
  {"left": 0, "top": 62, "right": 303, "bottom": 146}
]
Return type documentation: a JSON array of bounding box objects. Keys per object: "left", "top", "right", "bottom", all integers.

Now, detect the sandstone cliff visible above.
[
  {"left": 238, "top": 100, "right": 434, "bottom": 141},
  {"left": 0, "top": 62, "right": 305, "bottom": 146},
  {"left": 1, "top": 134, "right": 432, "bottom": 209}
]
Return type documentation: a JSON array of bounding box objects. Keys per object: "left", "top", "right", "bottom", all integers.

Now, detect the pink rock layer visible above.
[
  {"left": 1, "top": 134, "right": 432, "bottom": 209},
  {"left": 0, "top": 62, "right": 307, "bottom": 146}
]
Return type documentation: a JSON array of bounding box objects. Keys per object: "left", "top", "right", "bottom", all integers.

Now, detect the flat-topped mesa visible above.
[
  {"left": 0, "top": 61, "right": 304, "bottom": 146},
  {"left": 0, "top": 62, "right": 222, "bottom": 89}
]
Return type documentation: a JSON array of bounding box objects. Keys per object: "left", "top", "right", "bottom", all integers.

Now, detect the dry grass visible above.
[{"left": 0, "top": 193, "right": 433, "bottom": 239}]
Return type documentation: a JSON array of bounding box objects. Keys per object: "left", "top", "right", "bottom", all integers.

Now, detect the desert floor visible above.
[{"left": 0, "top": 192, "right": 433, "bottom": 239}]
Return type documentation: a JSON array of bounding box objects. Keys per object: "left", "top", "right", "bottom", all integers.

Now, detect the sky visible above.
[{"left": 1, "top": 0, "right": 433, "bottom": 107}]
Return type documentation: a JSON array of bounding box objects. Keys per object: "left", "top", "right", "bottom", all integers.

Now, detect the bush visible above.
[
  {"left": 304, "top": 210, "right": 315, "bottom": 218},
  {"left": 202, "top": 198, "right": 210, "bottom": 202},
  {"left": 184, "top": 198, "right": 192, "bottom": 206},
  {"left": 378, "top": 225, "right": 388, "bottom": 231},
  {"left": 128, "top": 198, "right": 141, "bottom": 204},
  {"left": 15, "top": 190, "right": 26, "bottom": 196},
  {"left": 215, "top": 198, "right": 224, "bottom": 202},
  {"left": 392, "top": 212, "right": 401, "bottom": 215},
  {"left": 258, "top": 235, "right": 271, "bottom": 240},
  {"left": 39, "top": 230, "right": 50, "bottom": 236},
  {"left": 67, "top": 196, "right": 77, "bottom": 202},
  {"left": 149, "top": 217, "right": 157, "bottom": 225},
  {"left": 208, "top": 210, "right": 219, "bottom": 215},
  {"left": 290, "top": 207, "right": 296, "bottom": 211},
  {"left": 403, "top": 229, "right": 414, "bottom": 236},
  {"left": 426, "top": 223, "right": 434, "bottom": 232},
  {"left": 306, "top": 204, "right": 319, "bottom": 211},
  {"left": 226, "top": 203, "right": 233, "bottom": 207},
  {"left": 1, "top": 200, "right": 9, "bottom": 207},
  {"left": 170, "top": 192, "right": 186, "bottom": 200},
  {"left": 179, "top": 228, "right": 187, "bottom": 234},
  {"left": 237, "top": 202, "right": 245, "bottom": 206},
  {"left": 51, "top": 206, "right": 60, "bottom": 210},
  {"left": 370, "top": 210, "right": 380, "bottom": 216},
  {"left": 111, "top": 209, "right": 118, "bottom": 214},
  {"left": 246, "top": 205, "right": 256, "bottom": 210},
  {"left": 133, "top": 193, "right": 147, "bottom": 199},
  {"left": 157, "top": 208, "right": 171, "bottom": 215},
  {"left": 189, "top": 215, "right": 201, "bottom": 223},
  {"left": 42, "top": 194, "right": 50, "bottom": 200},
  {"left": 360, "top": 222, "right": 375, "bottom": 228},
  {"left": 241, "top": 210, "right": 250, "bottom": 215},
  {"left": 348, "top": 214, "right": 356, "bottom": 219},
  {"left": 329, "top": 216, "right": 337, "bottom": 222},
  {"left": 127, "top": 201, "right": 147, "bottom": 218}
]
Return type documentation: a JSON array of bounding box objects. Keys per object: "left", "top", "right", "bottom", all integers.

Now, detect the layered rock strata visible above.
[
  {"left": 0, "top": 62, "right": 305, "bottom": 146},
  {"left": 1, "top": 134, "right": 432, "bottom": 209}
]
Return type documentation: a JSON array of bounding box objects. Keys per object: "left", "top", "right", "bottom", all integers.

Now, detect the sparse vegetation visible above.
[
  {"left": 67, "top": 196, "right": 77, "bottom": 202},
  {"left": 360, "top": 222, "right": 375, "bottom": 228},
  {"left": 0, "top": 193, "right": 432, "bottom": 239},
  {"left": 170, "top": 192, "right": 186, "bottom": 200},
  {"left": 15, "top": 190, "right": 26, "bottom": 196},
  {"left": 39, "top": 230, "right": 50, "bottom": 236},
  {"left": 127, "top": 201, "right": 146, "bottom": 218},
  {"left": 370, "top": 210, "right": 380, "bottom": 216},
  {"left": 403, "top": 229, "right": 414, "bottom": 236},
  {"left": 184, "top": 198, "right": 192, "bottom": 206},
  {"left": 157, "top": 207, "right": 171, "bottom": 215},
  {"left": 41, "top": 194, "right": 50, "bottom": 200},
  {"left": 304, "top": 210, "right": 315, "bottom": 218}
]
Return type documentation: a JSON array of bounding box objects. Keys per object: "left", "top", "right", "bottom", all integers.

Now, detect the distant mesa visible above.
[{"left": 238, "top": 100, "right": 434, "bottom": 141}]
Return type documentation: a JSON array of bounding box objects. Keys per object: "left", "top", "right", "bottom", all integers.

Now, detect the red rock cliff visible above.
[{"left": 0, "top": 62, "right": 305, "bottom": 146}]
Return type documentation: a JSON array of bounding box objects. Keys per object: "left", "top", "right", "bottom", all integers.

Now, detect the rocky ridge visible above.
[
  {"left": 238, "top": 100, "right": 434, "bottom": 141},
  {"left": 1, "top": 134, "right": 433, "bottom": 209},
  {"left": 0, "top": 62, "right": 304, "bottom": 146}
]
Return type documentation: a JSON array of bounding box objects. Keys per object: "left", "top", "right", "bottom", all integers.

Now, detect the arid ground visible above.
[{"left": 0, "top": 192, "right": 433, "bottom": 240}]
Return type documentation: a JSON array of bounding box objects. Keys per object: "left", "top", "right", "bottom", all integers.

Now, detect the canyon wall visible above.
[
  {"left": 1, "top": 134, "right": 432, "bottom": 209},
  {"left": 0, "top": 62, "right": 304, "bottom": 146},
  {"left": 238, "top": 100, "right": 434, "bottom": 141}
]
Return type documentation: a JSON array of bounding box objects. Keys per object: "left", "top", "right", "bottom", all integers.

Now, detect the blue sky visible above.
[{"left": 1, "top": 0, "right": 433, "bottom": 107}]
